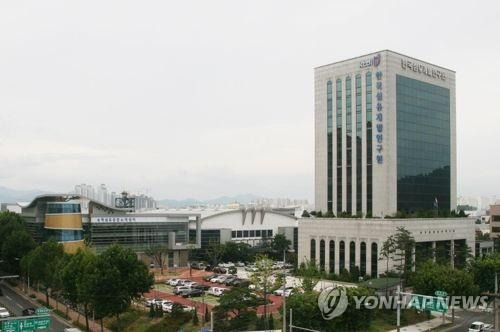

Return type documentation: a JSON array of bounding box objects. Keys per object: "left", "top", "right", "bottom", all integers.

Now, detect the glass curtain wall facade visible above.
[
  {"left": 327, "top": 81, "right": 333, "bottom": 212},
  {"left": 355, "top": 75, "right": 362, "bottom": 213},
  {"left": 396, "top": 75, "right": 451, "bottom": 211},
  {"left": 336, "top": 79, "right": 343, "bottom": 213},
  {"left": 345, "top": 77, "right": 352, "bottom": 214},
  {"left": 366, "top": 73, "right": 373, "bottom": 215}
]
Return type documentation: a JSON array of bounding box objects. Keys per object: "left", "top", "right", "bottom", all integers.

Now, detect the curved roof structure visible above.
[{"left": 18, "top": 193, "right": 125, "bottom": 212}]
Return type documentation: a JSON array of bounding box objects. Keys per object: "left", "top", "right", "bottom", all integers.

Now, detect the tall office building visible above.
[{"left": 315, "top": 50, "right": 456, "bottom": 216}]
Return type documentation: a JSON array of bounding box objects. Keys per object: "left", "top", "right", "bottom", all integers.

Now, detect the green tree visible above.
[
  {"left": 268, "top": 313, "right": 275, "bottom": 329},
  {"left": 271, "top": 234, "right": 291, "bottom": 261},
  {"left": 301, "top": 210, "right": 310, "bottom": 218},
  {"left": 213, "top": 287, "right": 259, "bottom": 331},
  {"left": 0, "top": 211, "right": 24, "bottom": 242},
  {"left": 60, "top": 249, "right": 97, "bottom": 331},
  {"left": 145, "top": 244, "right": 168, "bottom": 275},
  {"left": 192, "top": 308, "right": 199, "bottom": 325},
  {"left": 1, "top": 229, "right": 36, "bottom": 273},
  {"left": 21, "top": 240, "right": 64, "bottom": 305},
  {"left": 221, "top": 242, "right": 251, "bottom": 263},
  {"left": 412, "top": 260, "right": 479, "bottom": 323},
  {"left": 249, "top": 255, "right": 274, "bottom": 329},
  {"left": 206, "top": 242, "right": 225, "bottom": 266},
  {"left": 469, "top": 253, "right": 500, "bottom": 293},
  {"left": 87, "top": 245, "right": 154, "bottom": 330},
  {"left": 393, "top": 227, "right": 416, "bottom": 283}
]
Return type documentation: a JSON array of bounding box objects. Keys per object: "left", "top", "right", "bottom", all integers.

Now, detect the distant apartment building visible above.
[{"left": 490, "top": 204, "right": 500, "bottom": 239}]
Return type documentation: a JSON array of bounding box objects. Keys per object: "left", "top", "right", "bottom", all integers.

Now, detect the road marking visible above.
[
  {"left": 16, "top": 303, "right": 23, "bottom": 309},
  {"left": 5, "top": 295, "right": 12, "bottom": 301}
]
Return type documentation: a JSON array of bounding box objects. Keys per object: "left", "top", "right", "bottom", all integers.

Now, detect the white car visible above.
[
  {"left": 215, "top": 275, "right": 229, "bottom": 284},
  {"left": 173, "top": 286, "right": 190, "bottom": 295},
  {"left": 162, "top": 301, "right": 174, "bottom": 312},
  {"left": 220, "top": 262, "right": 235, "bottom": 268},
  {"left": 469, "top": 322, "right": 492, "bottom": 332},
  {"left": 273, "top": 286, "right": 294, "bottom": 296},
  {"left": 183, "top": 281, "right": 198, "bottom": 288},
  {"left": 0, "top": 307, "right": 11, "bottom": 318},
  {"left": 208, "top": 287, "right": 227, "bottom": 297},
  {"left": 235, "top": 261, "right": 245, "bottom": 267},
  {"left": 145, "top": 298, "right": 165, "bottom": 307},
  {"left": 167, "top": 278, "right": 184, "bottom": 286}
]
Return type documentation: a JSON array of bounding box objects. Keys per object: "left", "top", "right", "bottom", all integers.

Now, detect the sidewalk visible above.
[
  {"left": 11, "top": 284, "right": 110, "bottom": 332},
  {"left": 388, "top": 317, "right": 447, "bottom": 332}
]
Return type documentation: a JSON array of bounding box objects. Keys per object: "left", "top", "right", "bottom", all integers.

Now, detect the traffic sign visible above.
[
  {"left": 35, "top": 307, "right": 49, "bottom": 316},
  {"left": 1, "top": 315, "right": 51, "bottom": 332}
]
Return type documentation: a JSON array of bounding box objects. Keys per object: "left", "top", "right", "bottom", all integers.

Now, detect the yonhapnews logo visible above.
[{"left": 317, "top": 286, "right": 348, "bottom": 320}]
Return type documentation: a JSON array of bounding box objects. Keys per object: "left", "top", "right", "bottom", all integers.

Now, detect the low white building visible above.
[{"left": 298, "top": 217, "right": 475, "bottom": 277}]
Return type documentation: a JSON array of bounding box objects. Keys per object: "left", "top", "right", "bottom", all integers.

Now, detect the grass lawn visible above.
[{"left": 367, "top": 309, "right": 431, "bottom": 332}]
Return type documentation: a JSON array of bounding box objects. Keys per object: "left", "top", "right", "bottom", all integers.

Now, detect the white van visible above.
[{"left": 208, "top": 287, "right": 226, "bottom": 297}]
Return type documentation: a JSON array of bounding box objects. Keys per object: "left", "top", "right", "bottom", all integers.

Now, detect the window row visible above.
[{"left": 231, "top": 229, "right": 273, "bottom": 238}]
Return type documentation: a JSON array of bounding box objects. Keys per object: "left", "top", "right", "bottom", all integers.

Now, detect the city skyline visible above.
[{"left": 1, "top": 1, "right": 499, "bottom": 201}]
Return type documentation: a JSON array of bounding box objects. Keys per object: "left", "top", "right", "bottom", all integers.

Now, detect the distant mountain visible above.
[
  {"left": 0, "top": 186, "right": 52, "bottom": 203},
  {"left": 157, "top": 193, "right": 263, "bottom": 208}
]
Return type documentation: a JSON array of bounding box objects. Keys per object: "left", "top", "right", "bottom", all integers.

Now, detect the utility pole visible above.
[
  {"left": 283, "top": 280, "right": 286, "bottom": 332},
  {"left": 210, "top": 311, "right": 213, "bottom": 332},
  {"left": 396, "top": 285, "right": 401, "bottom": 332},
  {"left": 495, "top": 273, "right": 498, "bottom": 331}
]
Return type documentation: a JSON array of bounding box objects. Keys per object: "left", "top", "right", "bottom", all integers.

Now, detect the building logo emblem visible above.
[
  {"left": 360, "top": 54, "right": 381, "bottom": 68},
  {"left": 317, "top": 286, "right": 348, "bottom": 320}
]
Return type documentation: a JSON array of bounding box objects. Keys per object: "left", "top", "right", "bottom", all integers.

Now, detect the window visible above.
[
  {"left": 243, "top": 230, "right": 249, "bottom": 238},
  {"left": 349, "top": 241, "right": 356, "bottom": 271},
  {"left": 268, "top": 230, "right": 273, "bottom": 237},
  {"left": 319, "top": 239, "right": 325, "bottom": 271},
  {"left": 339, "top": 241, "right": 345, "bottom": 272},
  {"left": 256, "top": 230, "right": 261, "bottom": 237},
  {"left": 396, "top": 75, "right": 451, "bottom": 211},
  {"left": 250, "top": 230, "right": 255, "bottom": 237},
  {"left": 360, "top": 242, "right": 366, "bottom": 276},
  {"left": 232, "top": 231, "right": 236, "bottom": 238},
  {"left": 310, "top": 239, "right": 316, "bottom": 262},
  {"left": 329, "top": 240, "right": 335, "bottom": 273},
  {"left": 46, "top": 203, "right": 81, "bottom": 214},
  {"left": 237, "top": 230, "right": 242, "bottom": 238},
  {"left": 371, "top": 243, "right": 378, "bottom": 277},
  {"left": 327, "top": 81, "right": 334, "bottom": 212},
  {"left": 45, "top": 229, "right": 83, "bottom": 242},
  {"left": 492, "top": 216, "right": 500, "bottom": 222}
]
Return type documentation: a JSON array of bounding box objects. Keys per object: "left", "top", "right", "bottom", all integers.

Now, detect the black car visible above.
[
  {"left": 223, "top": 276, "right": 237, "bottom": 285},
  {"left": 212, "top": 266, "right": 227, "bottom": 274},
  {"left": 232, "top": 279, "right": 250, "bottom": 288},
  {"left": 203, "top": 274, "right": 217, "bottom": 281},
  {"left": 192, "top": 284, "right": 210, "bottom": 291},
  {"left": 22, "top": 308, "right": 36, "bottom": 316},
  {"left": 181, "top": 288, "right": 203, "bottom": 298}
]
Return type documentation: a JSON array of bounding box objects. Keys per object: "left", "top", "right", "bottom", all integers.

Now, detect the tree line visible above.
[{"left": 0, "top": 211, "right": 154, "bottom": 331}]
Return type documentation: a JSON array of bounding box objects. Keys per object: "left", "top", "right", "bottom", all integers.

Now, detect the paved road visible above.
[
  {"left": 0, "top": 282, "right": 73, "bottom": 332},
  {"left": 441, "top": 309, "right": 494, "bottom": 331}
]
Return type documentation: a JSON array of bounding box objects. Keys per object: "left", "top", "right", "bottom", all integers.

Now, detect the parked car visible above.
[
  {"left": 219, "top": 262, "right": 235, "bottom": 268},
  {"left": 212, "top": 266, "right": 227, "bottom": 274},
  {"left": 215, "top": 275, "right": 229, "bottom": 284},
  {"left": 232, "top": 279, "right": 251, "bottom": 288},
  {"left": 167, "top": 278, "right": 185, "bottom": 286},
  {"left": 223, "top": 276, "right": 238, "bottom": 285},
  {"left": 22, "top": 307, "right": 36, "bottom": 316},
  {"left": 235, "top": 261, "right": 245, "bottom": 267},
  {"left": 64, "top": 329, "right": 83, "bottom": 332},
  {"left": 203, "top": 274, "right": 217, "bottom": 281},
  {"left": 192, "top": 284, "right": 210, "bottom": 291},
  {"left": 190, "top": 262, "right": 206, "bottom": 270},
  {"left": 208, "top": 287, "right": 227, "bottom": 297},
  {"left": 228, "top": 266, "right": 237, "bottom": 275},
  {"left": 162, "top": 301, "right": 174, "bottom": 312},
  {"left": 181, "top": 288, "right": 204, "bottom": 298},
  {"left": 274, "top": 286, "right": 294, "bottom": 296},
  {"left": 0, "top": 307, "right": 10, "bottom": 318},
  {"left": 245, "top": 265, "right": 258, "bottom": 272},
  {"left": 173, "top": 286, "right": 190, "bottom": 295},
  {"left": 149, "top": 263, "right": 155, "bottom": 268},
  {"left": 182, "top": 281, "right": 199, "bottom": 288},
  {"left": 145, "top": 298, "right": 166, "bottom": 307}
]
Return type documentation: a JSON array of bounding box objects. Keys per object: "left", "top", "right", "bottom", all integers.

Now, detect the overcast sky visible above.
[{"left": 1, "top": 0, "right": 499, "bottom": 201}]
